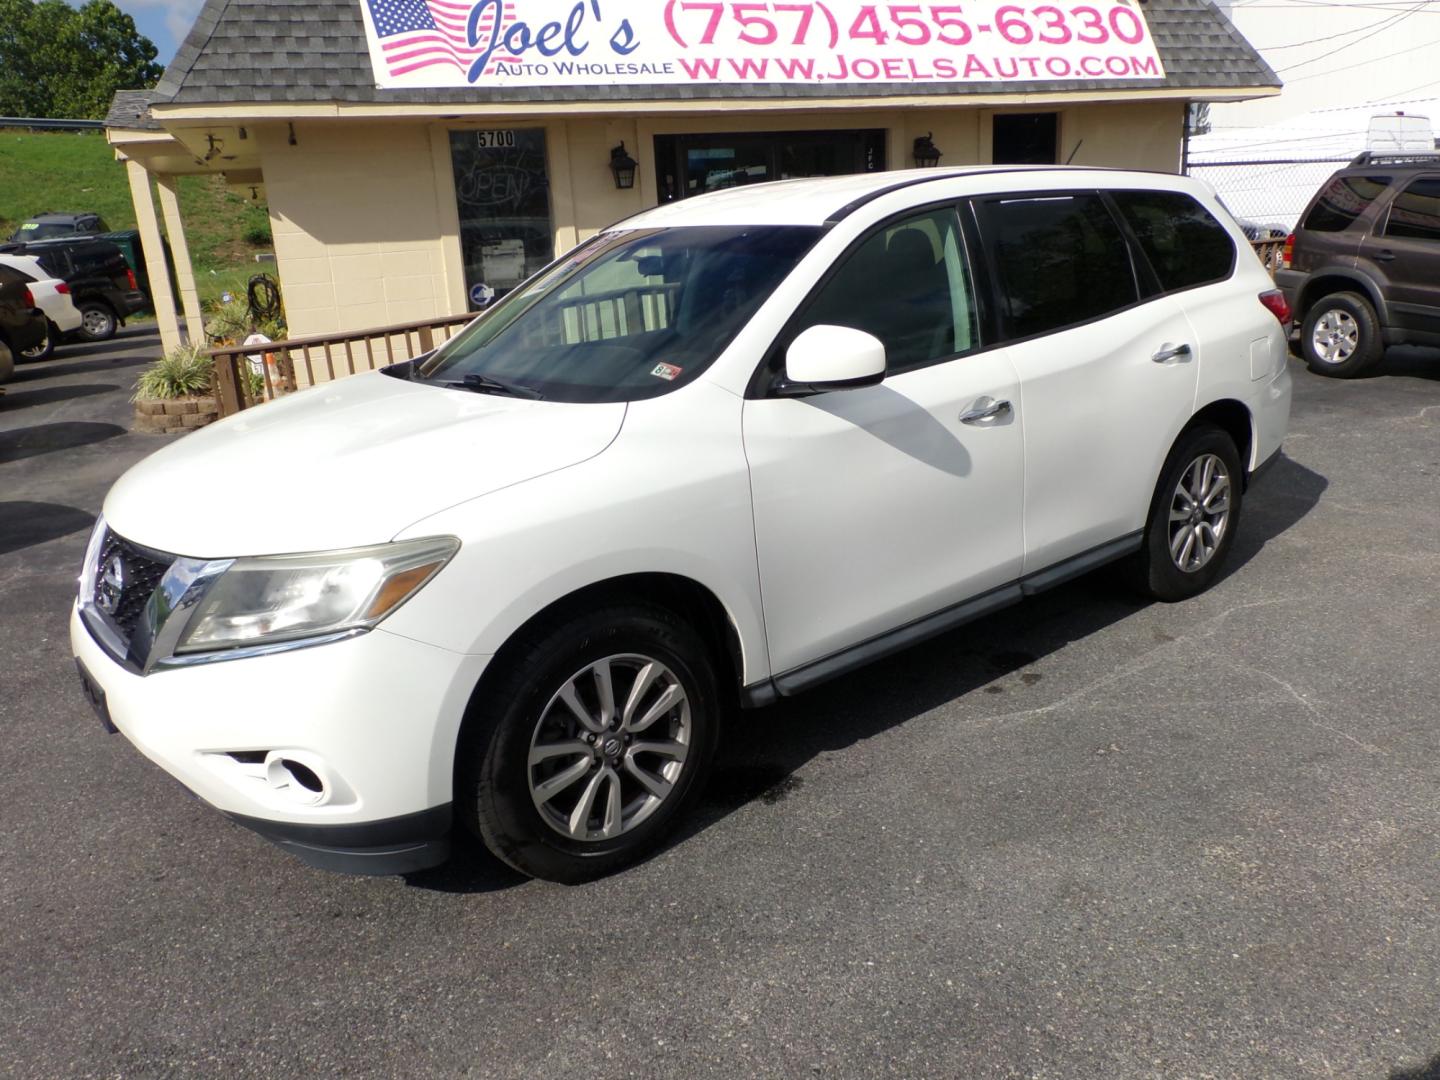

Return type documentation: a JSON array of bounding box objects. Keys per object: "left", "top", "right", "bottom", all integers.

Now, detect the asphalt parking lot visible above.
[{"left": 3, "top": 332, "right": 1439, "bottom": 1079}]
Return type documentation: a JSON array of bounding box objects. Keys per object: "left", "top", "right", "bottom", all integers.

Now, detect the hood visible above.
[{"left": 105, "top": 370, "right": 626, "bottom": 558}]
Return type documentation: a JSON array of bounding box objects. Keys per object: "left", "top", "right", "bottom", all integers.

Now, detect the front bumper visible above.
[{"left": 71, "top": 604, "right": 491, "bottom": 875}]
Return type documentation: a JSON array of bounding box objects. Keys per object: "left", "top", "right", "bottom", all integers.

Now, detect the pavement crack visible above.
[{"left": 1228, "top": 659, "right": 1387, "bottom": 756}]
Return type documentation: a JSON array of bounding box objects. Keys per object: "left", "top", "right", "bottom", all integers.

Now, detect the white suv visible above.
[{"left": 72, "top": 168, "right": 1292, "bottom": 881}]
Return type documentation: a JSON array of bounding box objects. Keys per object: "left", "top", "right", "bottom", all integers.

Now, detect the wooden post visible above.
[{"left": 211, "top": 353, "right": 245, "bottom": 416}]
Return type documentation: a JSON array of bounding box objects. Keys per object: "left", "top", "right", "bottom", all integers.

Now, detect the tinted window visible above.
[
  {"left": 1112, "top": 190, "right": 1236, "bottom": 292},
  {"left": 793, "top": 207, "right": 980, "bottom": 374},
  {"left": 979, "top": 193, "right": 1138, "bottom": 340},
  {"left": 1303, "top": 175, "right": 1391, "bottom": 233},
  {"left": 1384, "top": 177, "right": 1440, "bottom": 242},
  {"left": 418, "top": 225, "right": 820, "bottom": 403},
  {"left": 992, "top": 113, "right": 1058, "bottom": 165}
]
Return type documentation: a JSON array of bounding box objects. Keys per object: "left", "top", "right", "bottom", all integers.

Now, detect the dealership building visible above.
[{"left": 105, "top": 0, "right": 1278, "bottom": 353}]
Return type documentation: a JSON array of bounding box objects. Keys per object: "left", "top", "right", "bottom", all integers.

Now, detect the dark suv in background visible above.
[
  {"left": 1278, "top": 152, "right": 1440, "bottom": 377},
  {"left": 2, "top": 238, "right": 148, "bottom": 341}
]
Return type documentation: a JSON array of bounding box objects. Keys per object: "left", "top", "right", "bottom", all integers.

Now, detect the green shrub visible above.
[
  {"left": 133, "top": 345, "right": 212, "bottom": 401},
  {"left": 243, "top": 222, "right": 272, "bottom": 246},
  {"left": 204, "top": 297, "right": 253, "bottom": 343}
]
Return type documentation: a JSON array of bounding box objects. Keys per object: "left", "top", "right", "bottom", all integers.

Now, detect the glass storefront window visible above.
[{"left": 449, "top": 129, "right": 554, "bottom": 310}]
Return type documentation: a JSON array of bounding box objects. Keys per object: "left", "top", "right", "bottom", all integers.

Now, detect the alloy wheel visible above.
[
  {"left": 527, "top": 653, "right": 692, "bottom": 842},
  {"left": 1310, "top": 308, "right": 1358, "bottom": 365},
  {"left": 1168, "top": 453, "right": 1231, "bottom": 573}
]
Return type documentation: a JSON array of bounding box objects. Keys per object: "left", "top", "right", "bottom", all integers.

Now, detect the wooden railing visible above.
[
  {"left": 1251, "top": 238, "right": 1285, "bottom": 277},
  {"left": 212, "top": 246, "right": 1288, "bottom": 417},
  {"left": 207, "top": 312, "right": 477, "bottom": 417}
]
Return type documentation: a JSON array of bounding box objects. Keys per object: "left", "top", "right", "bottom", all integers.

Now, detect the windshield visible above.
[{"left": 415, "top": 225, "right": 822, "bottom": 403}]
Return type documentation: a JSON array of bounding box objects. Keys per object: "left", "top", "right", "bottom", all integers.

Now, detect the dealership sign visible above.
[{"left": 361, "top": 0, "right": 1165, "bottom": 88}]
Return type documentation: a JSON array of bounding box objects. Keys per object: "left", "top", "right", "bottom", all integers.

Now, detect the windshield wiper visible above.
[{"left": 440, "top": 373, "right": 544, "bottom": 400}]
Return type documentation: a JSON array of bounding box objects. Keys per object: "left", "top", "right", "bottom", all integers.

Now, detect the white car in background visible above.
[
  {"left": 72, "top": 167, "right": 1292, "bottom": 882},
  {"left": 0, "top": 253, "right": 82, "bottom": 361}
]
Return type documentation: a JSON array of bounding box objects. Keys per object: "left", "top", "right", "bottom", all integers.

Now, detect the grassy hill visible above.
[{"left": 0, "top": 130, "right": 272, "bottom": 305}]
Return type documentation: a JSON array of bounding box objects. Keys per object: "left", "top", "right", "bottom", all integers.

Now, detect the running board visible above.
[{"left": 740, "top": 531, "right": 1143, "bottom": 707}]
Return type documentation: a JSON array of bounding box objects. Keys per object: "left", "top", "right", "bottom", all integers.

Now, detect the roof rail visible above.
[{"left": 1348, "top": 150, "right": 1440, "bottom": 166}]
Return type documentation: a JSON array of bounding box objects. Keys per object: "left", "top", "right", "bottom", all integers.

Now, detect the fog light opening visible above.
[
  {"left": 264, "top": 753, "right": 329, "bottom": 805},
  {"left": 283, "top": 759, "right": 324, "bottom": 794}
]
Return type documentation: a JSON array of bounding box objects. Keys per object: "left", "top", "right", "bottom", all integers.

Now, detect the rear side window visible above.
[
  {"left": 1383, "top": 177, "right": 1440, "bottom": 242},
  {"left": 977, "top": 193, "right": 1138, "bottom": 341},
  {"left": 1111, "top": 190, "right": 1235, "bottom": 292},
  {"left": 1303, "top": 175, "right": 1391, "bottom": 233}
]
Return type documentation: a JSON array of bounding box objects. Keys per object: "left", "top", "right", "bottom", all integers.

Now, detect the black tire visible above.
[
  {"left": 1132, "top": 426, "right": 1244, "bottom": 603},
  {"left": 18, "top": 320, "right": 55, "bottom": 362},
  {"left": 459, "top": 602, "right": 720, "bottom": 883},
  {"left": 77, "top": 301, "right": 117, "bottom": 342},
  {"left": 1299, "top": 291, "right": 1382, "bottom": 377}
]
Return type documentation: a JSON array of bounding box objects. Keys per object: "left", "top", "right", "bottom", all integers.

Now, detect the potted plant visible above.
[{"left": 132, "top": 344, "right": 222, "bottom": 435}]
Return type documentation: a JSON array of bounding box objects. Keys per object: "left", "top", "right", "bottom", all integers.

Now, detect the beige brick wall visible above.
[{"left": 260, "top": 121, "right": 452, "bottom": 339}]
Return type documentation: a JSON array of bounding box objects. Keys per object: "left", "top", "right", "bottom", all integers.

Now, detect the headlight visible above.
[{"left": 175, "top": 536, "right": 458, "bottom": 654}]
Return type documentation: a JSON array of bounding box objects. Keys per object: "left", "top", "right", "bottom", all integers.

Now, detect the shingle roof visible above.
[
  {"left": 148, "top": 0, "right": 1278, "bottom": 108},
  {"left": 104, "top": 89, "right": 162, "bottom": 130}
]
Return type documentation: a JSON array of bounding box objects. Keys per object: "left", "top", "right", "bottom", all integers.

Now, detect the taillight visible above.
[
  {"left": 55, "top": 282, "right": 70, "bottom": 295},
  {"left": 126, "top": 269, "right": 137, "bottom": 290},
  {"left": 1259, "top": 289, "right": 1291, "bottom": 326},
  {"left": 1282, "top": 232, "right": 1294, "bottom": 270},
  {"left": 23, "top": 287, "right": 34, "bottom": 308}
]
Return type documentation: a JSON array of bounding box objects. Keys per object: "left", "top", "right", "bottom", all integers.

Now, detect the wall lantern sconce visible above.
[
  {"left": 609, "top": 142, "right": 638, "bottom": 190},
  {"left": 913, "top": 132, "right": 942, "bottom": 168}
]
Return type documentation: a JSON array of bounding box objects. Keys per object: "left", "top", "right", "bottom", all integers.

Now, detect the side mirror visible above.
[{"left": 783, "top": 325, "right": 886, "bottom": 393}]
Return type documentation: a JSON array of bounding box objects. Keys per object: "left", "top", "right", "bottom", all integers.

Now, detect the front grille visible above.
[{"left": 91, "top": 528, "right": 174, "bottom": 641}]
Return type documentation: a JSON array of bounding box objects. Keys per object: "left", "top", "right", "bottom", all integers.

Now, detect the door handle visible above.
[
  {"left": 1373, "top": 250, "right": 1396, "bottom": 262},
  {"left": 959, "top": 398, "right": 1012, "bottom": 424},
  {"left": 1151, "top": 342, "right": 1192, "bottom": 364}
]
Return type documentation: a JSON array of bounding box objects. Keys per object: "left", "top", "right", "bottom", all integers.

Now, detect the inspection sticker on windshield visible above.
[{"left": 650, "top": 363, "right": 683, "bottom": 382}]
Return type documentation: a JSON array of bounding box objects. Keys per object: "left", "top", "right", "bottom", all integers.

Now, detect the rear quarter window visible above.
[
  {"left": 1383, "top": 177, "right": 1440, "bottom": 242},
  {"left": 1110, "top": 190, "right": 1236, "bottom": 292},
  {"left": 1302, "top": 175, "right": 1392, "bottom": 233}
]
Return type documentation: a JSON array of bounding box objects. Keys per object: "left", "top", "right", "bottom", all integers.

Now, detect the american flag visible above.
[{"left": 366, "top": 0, "right": 519, "bottom": 78}]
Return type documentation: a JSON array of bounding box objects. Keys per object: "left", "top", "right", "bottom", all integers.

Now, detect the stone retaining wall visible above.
[{"left": 133, "top": 396, "right": 221, "bottom": 435}]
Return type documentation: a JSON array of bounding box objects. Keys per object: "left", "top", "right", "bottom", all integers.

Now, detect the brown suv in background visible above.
[
  {"left": 0, "top": 263, "right": 49, "bottom": 386},
  {"left": 1277, "top": 151, "right": 1440, "bottom": 377}
]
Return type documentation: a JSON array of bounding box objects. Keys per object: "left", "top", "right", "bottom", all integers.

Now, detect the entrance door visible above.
[
  {"left": 743, "top": 206, "right": 1024, "bottom": 676},
  {"left": 654, "top": 130, "right": 885, "bottom": 202}
]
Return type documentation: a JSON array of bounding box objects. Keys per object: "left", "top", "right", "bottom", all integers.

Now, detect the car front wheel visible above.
[
  {"left": 1133, "top": 426, "right": 1244, "bottom": 602},
  {"left": 460, "top": 602, "right": 720, "bottom": 883},
  {"left": 1300, "top": 291, "right": 1382, "bottom": 377}
]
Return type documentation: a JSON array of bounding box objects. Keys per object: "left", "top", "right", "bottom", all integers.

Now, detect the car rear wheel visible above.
[
  {"left": 77, "top": 302, "right": 117, "bottom": 342},
  {"left": 19, "top": 320, "right": 55, "bottom": 362},
  {"left": 1132, "top": 426, "right": 1244, "bottom": 602},
  {"left": 459, "top": 602, "right": 720, "bottom": 883},
  {"left": 1300, "top": 291, "right": 1382, "bottom": 377}
]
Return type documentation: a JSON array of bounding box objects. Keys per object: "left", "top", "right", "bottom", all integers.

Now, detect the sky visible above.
[{"left": 112, "top": 0, "right": 205, "bottom": 63}]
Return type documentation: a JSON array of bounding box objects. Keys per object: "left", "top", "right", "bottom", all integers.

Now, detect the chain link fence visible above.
[{"left": 1187, "top": 156, "right": 1352, "bottom": 236}]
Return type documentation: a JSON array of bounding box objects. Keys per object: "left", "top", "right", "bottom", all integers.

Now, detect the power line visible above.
[
  {"left": 1284, "top": 31, "right": 1440, "bottom": 81},
  {"left": 1253, "top": 6, "right": 1433, "bottom": 48},
  {"left": 1273, "top": 2, "right": 1428, "bottom": 72}
]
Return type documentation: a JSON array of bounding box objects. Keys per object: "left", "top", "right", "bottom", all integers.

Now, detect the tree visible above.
[{"left": 0, "top": 0, "right": 165, "bottom": 120}]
